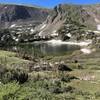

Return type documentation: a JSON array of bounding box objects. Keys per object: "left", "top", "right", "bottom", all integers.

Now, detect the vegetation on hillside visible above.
[
  {"left": 0, "top": 3, "right": 100, "bottom": 100},
  {"left": 58, "top": 16, "right": 86, "bottom": 41}
]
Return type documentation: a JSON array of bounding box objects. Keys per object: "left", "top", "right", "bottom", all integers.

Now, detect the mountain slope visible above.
[
  {"left": 34, "top": 4, "right": 100, "bottom": 41},
  {"left": 0, "top": 4, "right": 51, "bottom": 28},
  {"left": 0, "top": 4, "right": 100, "bottom": 44}
]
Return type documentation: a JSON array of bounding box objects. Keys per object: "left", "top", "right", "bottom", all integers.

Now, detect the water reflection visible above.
[{"left": 0, "top": 42, "right": 80, "bottom": 56}]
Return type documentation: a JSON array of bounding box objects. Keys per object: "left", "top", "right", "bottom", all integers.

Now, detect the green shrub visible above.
[
  {"left": 95, "top": 92, "right": 100, "bottom": 98},
  {"left": 63, "top": 86, "right": 75, "bottom": 93},
  {"left": 0, "top": 64, "right": 8, "bottom": 79},
  {"left": 0, "top": 82, "right": 20, "bottom": 100},
  {"left": 1, "top": 69, "right": 28, "bottom": 84},
  {"left": 60, "top": 74, "right": 78, "bottom": 83}
]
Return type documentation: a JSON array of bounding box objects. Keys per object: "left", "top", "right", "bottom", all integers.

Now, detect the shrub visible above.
[
  {"left": 50, "top": 87, "right": 63, "bottom": 94},
  {"left": 95, "top": 92, "right": 100, "bottom": 98},
  {"left": 0, "top": 82, "right": 20, "bottom": 100},
  {"left": 58, "top": 64, "right": 72, "bottom": 71},
  {"left": 0, "top": 64, "right": 8, "bottom": 79},
  {"left": 63, "top": 86, "right": 75, "bottom": 93},
  {"left": 60, "top": 74, "right": 78, "bottom": 83},
  {"left": 1, "top": 69, "right": 28, "bottom": 84}
]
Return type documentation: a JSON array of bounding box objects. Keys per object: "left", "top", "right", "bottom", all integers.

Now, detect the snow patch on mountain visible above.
[
  {"left": 95, "top": 18, "right": 100, "bottom": 23},
  {"left": 97, "top": 24, "right": 100, "bottom": 30},
  {"left": 47, "top": 39, "right": 92, "bottom": 46},
  {"left": 81, "top": 48, "right": 96, "bottom": 54},
  {"left": 40, "top": 24, "right": 46, "bottom": 30},
  {"left": 10, "top": 24, "right": 16, "bottom": 28}
]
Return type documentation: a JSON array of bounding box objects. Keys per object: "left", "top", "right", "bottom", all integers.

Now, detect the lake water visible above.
[{"left": 8, "top": 42, "right": 80, "bottom": 56}]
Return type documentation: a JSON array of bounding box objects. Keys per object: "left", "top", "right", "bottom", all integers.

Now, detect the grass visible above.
[
  {"left": 0, "top": 82, "right": 20, "bottom": 100},
  {"left": 0, "top": 70, "right": 100, "bottom": 100},
  {"left": 37, "top": 48, "right": 100, "bottom": 100},
  {"left": 70, "top": 80, "right": 100, "bottom": 93},
  {"left": 0, "top": 50, "right": 30, "bottom": 70},
  {"left": 0, "top": 43, "right": 100, "bottom": 100},
  {"left": 69, "top": 70, "right": 100, "bottom": 92}
]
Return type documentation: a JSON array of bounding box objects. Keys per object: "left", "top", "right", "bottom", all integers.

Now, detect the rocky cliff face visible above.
[
  {"left": 34, "top": 4, "right": 100, "bottom": 41},
  {"left": 0, "top": 4, "right": 51, "bottom": 28},
  {"left": 0, "top": 4, "right": 100, "bottom": 44}
]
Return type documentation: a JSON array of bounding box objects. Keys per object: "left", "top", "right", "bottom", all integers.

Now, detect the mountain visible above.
[
  {"left": 0, "top": 4, "right": 100, "bottom": 45},
  {"left": 0, "top": 4, "right": 51, "bottom": 28},
  {"left": 32, "top": 4, "right": 100, "bottom": 42}
]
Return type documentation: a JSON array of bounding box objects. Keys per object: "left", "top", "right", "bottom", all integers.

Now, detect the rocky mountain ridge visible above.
[
  {"left": 34, "top": 4, "right": 100, "bottom": 34},
  {"left": 33, "top": 4, "right": 100, "bottom": 43},
  {"left": 0, "top": 4, "right": 100, "bottom": 45},
  {"left": 0, "top": 4, "right": 51, "bottom": 28}
]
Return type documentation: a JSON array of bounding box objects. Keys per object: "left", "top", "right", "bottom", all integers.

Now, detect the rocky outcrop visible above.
[
  {"left": 0, "top": 4, "right": 52, "bottom": 44},
  {"left": 0, "top": 4, "right": 51, "bottom": 28},
  {"left": 0, "top": 4, "right": 100, "bottom": 44},
  {"left": 33, "top": 4, "right": 100, "bottom": 41}
]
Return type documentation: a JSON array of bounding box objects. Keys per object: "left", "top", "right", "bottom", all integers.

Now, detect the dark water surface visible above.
[{"left": 1, "top": 42, "right": 80, "bottom": 56}]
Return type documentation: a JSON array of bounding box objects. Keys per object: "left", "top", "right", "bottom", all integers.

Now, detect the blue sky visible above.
[{"left": 0, "top": 0, "right": 100, "bottom": 8}]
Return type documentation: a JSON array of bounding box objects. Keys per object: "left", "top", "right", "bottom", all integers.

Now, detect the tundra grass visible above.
[{"left": 0, "top": 50, "right": 30, "bottom": 68}]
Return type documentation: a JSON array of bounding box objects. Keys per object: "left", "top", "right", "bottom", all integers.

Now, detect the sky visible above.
[{"left": 0, "top": 0, "right": 100, "bottom": 8}]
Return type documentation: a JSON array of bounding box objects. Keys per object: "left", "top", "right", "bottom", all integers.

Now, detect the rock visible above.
[
  {"left": 58, "top": 64, "right": 72, "bottom": 71},
  {"left": 34, "top": 4, "right": 100, "bottom": 42},
  {"left": 0, "top": 4, "right": 51, "bottom": 28}
]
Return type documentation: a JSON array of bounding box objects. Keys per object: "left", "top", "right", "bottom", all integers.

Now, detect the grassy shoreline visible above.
[{"left": 0, "top": 46, "right": 100, "bottom": 100}]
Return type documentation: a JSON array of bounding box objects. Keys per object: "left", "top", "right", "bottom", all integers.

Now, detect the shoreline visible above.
[
  {"left": 47, "top": 39, "right": 92, "bottom": 46},
  {"left": 16, "top": 39, "right": 92, "bottom": 47}
]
